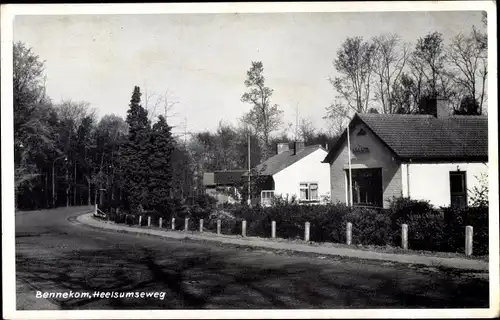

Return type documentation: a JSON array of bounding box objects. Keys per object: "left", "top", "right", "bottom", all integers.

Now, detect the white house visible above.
[
  {"left": 248, "top": 142, "right": 331, "bottom": 206},
  {"left": 322, "top": 99, "right": 489, "bottom": 209}
]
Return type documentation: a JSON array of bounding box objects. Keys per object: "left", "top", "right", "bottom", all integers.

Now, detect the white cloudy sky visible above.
[{"left": 14, "top": 10, "right": 484, "bottom": 133}]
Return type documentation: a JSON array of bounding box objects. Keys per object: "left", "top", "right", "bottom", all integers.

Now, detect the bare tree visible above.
[
  {"left": 241, "top": 61, "right": 283, "bottom": 160},
  {"left": 298, "top": 118, "right": 316, "bottom": 144},
  {"left": 323, "top": 100, "right": 349, "bottom": 137},
  {"left": 143, "top": 88, "right": 179, "bottom": 124},
  {"left": 409, "top": 32, "right": 448, "bottom": 98},
  {"left": 447, "top": 26, "right": 488, "bottom": 114},
  {"left": 372, "top": 34, "right": 411, "bottom": 113},
  {"left": 330, "top": 37, "right": 376, "bottom": 113}
]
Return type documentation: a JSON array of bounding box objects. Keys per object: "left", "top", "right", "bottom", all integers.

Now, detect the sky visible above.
[{"left": 14, "top": 10, "right": 485, "bottom": 134}]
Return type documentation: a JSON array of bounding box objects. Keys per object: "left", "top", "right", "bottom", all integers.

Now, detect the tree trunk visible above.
[
  {"left": 45, "top": 171, "right": 49, "bottom": 208},
  {"left": 87, "top": 178, "right": 91, "bottom": 205},
  {"left": 66, "top": 166, "right": 70, "bottom": 207},
  {"left": 73, "top": 163, "right": 77, "bottom": 206}
]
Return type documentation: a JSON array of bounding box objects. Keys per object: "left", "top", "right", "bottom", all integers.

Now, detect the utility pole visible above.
[
  {"left": 247, "top": 132, "right": 251, "bottom": 207},
  {"left": 346, "top": 110, "right": 353, "bottom": 206},
  {"left": 184, "top": 117, "right": 188, "bottom": 147},
  {"left": 295, "top": 102, "right": 300, "bottom": 141},
  {"left": 183, "top": 117, "right": 188, "bottom": 199}
]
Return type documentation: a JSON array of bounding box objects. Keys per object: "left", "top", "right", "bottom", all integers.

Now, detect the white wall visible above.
[
  {"left": 406, "top": 162, "right": 488, "bottom": 207},
  {"left": 272, "top": 148, "right": 331, "bottom": 201}
]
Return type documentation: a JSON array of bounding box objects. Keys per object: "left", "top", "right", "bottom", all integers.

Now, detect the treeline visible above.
[
  {"left": 13, "top": 41, "right": 334, "bottom": 211},
  {"left": 14, "top": 17, "right": 488, "bottom": 211},
  {"left": 325, "top": 17, "right": 488, "bottom": 130},
  {"left": 14, "top": 43, "right": 195, "bottom": 211}
]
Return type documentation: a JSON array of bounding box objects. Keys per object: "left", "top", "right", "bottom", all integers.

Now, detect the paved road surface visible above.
[{"left": 15, "top": 207, "right": 489, "bottom": 309}]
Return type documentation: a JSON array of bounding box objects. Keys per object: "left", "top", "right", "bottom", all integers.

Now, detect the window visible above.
[
  {"left": 450, "top": 171, "right": 467, "bottom": 208},
  {"left": 300, "top": 182, "right": 319, "bottom": 201},
  {"left": 261, "top": 190, "right": 275, "bottom": 206},
  {"left": 346, "top": 168, "right": 383, "bottom": 207}
]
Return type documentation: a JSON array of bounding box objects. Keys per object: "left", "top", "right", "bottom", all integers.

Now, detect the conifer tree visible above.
[
  {"left": 121, "top": 86, "right": 151, "bottom": 211},
  {"left": 148, "top": 115, "right": 175, "bottom": 214}
]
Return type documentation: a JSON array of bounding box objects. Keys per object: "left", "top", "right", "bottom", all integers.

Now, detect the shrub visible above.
[
  {"left": 228, "top": 202, "right": 351, "bottom": 241},
  {"left": 386, "top": 197, "right": 443, "bottom": 249},
  {"left": 388, "top": 196, "right": 489, "bottom": 254},
  {"left": 469, "top": 172, "right": 488, "bottom": 207},
  {"left": 386, "top": 196, "right": 436, "bottom": 226},
  {"left": 345, "top": 207, "right": 392, "bottom": 245},
  {"left": 206, "top": 209, "right": 239, "bottom": 234},
  {"left": 442, "top": 205, "right": 489, "bottom": 255},
  {"left": 404, "top": 210, "right": 446, "bottom": 251}
]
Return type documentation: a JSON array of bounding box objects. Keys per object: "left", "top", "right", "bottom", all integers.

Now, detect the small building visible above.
[
  {"left": 203, "top": 170, "right": 247, "bottom": 205},
  {"left": 322, "top": 99, "right": 488, "bottom": 208},
  {"left": 247, "top": 141, "right": 331, "bottom": 206}
]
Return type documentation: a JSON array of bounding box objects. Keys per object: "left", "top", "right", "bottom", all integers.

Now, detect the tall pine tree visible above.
[
  {"left": 148, "top": 115, "right": 175, "bottom": 214},
  {"left": 121, "top": 86, "right": 151, "bottom": 212}
]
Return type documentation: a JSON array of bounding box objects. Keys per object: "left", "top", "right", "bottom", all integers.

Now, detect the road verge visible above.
[{"left": 76, "top": 212, "right": 489, "bottom": 272}]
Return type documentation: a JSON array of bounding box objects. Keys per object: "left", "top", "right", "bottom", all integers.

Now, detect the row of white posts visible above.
[{"left": 135, "top": 215, "right": 475, "bottom": 256}]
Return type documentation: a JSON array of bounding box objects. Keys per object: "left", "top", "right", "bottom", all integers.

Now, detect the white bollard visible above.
[
  {"left": 465, "top": 225, "right": 473, "bottom": 256},
  {"left": 304, "top": 222, "right": 310, "bottom": 242},
  {"left": 401, "top": 224, "right": 408, "bottom": 250},
  {"left": 94, "top": 203, "right": 98, "bottom": 215},
  {"left": 199, "top": 219, "right": 204, "bottom": 233},
  {"left": 159, "top": 217, "right": 163, "bottom": 228},
  {"left": 147, "top": 216, "right": 151, "bottom": 227},
  {"left": 138, "top": 215, "right": 142, "bottom": 226},
  {"left": 217, "top": 219, "right": 221, "bottom": 235},
  {"left": 184, "top": 218, "right": 189, "bottom": 231},
  {"left": 271, "top": 221, "right": 276, "bottom": 239},
  {"left": 346, "top": 222, "right": 352, "bottom": 245},
  {"left": 242, "top": 220, "right": 247, "bottom": 237},
  {"left": 171, "top": 217, "right": 175, "bottom": 230}
]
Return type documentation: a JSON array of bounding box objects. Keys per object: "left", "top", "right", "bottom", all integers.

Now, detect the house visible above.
[
  {"left": 247, "top": 141, "right": 331, "bottom": 206},
  {"left": 203, "top": 170, "right": 247, "bottom": 205},
  {"left": 322, "top": 99, "right": 489, "bottom": 209}
]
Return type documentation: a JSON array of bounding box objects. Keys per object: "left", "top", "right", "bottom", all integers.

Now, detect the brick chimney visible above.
[
  {"left": 436, "top": 98, "right": 450, "bottom": 118},
  {"left": 277, "top": 142, "right": 290, "bottom": 154},
  {"left": 293, "top": 141, "right": 305, "bottom": 155}
]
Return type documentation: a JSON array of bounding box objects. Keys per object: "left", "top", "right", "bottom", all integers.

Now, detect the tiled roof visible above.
[
  {"left": 249, "top": 145, "right": 325, "bottom": 176},
  {"left": 203, "top": 170, "right": 247, "bottom": 186},
  {"left": 323, "top": 113, "right": 488, "bottom": 163}
]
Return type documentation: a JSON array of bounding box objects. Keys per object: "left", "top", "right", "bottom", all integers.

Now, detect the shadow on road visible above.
[{"left": 16, "top": 242, "right": 489, "bottom": 309}]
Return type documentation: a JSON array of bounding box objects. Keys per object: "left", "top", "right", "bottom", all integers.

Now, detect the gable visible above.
[
  {"left": 323, "top": 116, "right": 398, "bottom": 164},
  {"left": 331, "top": 122, "right": 398, "bottom": 167}
]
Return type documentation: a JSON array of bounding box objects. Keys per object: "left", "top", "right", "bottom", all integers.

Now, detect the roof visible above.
[
  {"left": 248, "top": 145, "right": 326, "bottom": 176},
  {"left": 323, "top": 113, "right": 488, "bottom": 163},
  {"left": 203, "top": 170, "right": 247, "bottom": 186}
]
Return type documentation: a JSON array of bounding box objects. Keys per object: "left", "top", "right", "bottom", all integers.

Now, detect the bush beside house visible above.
[{"left": 104, "top": 194, "right": 488, "bottom": 256}]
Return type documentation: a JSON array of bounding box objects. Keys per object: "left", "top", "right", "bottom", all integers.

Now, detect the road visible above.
[{"left": 15, "top": 206, "right": 489, "bottom": 309}]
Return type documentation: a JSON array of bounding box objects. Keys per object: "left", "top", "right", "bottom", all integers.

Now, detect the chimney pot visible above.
[
  {"left": 436, "top": 98, "right": 450, "bottom": 118},
  {"left": 293, "top": 141, "right": 305, "bottom": 155}
]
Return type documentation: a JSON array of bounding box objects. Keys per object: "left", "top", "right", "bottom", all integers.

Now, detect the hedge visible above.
[{"left": 104, "top": 196, "right": 489, "bottom": 256}]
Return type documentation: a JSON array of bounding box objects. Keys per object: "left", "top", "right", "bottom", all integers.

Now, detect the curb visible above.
[{"left": 76, "top": 213, "right": 489, "bottom": 272}]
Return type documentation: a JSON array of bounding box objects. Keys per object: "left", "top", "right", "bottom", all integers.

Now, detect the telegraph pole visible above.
[
  {"left": 295, "top": 102, "right": 299, "bottom": 141},
  {"left": 247, "top": 132, "right": 251, "bottom": 207},
  {"left": 346, "top": 110, "right": 353, "bottom": 206}
]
